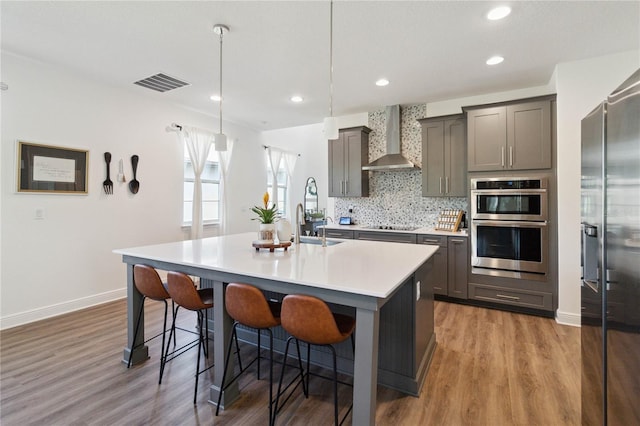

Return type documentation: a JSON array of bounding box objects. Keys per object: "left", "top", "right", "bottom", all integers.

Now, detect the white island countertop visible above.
[{"left": 114, "top": 232, "right": 438, "bottom": 299}]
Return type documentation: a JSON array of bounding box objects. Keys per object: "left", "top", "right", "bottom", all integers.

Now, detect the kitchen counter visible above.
[
  {"left": 114, "top": 232, "right": 438, "bottom": 425},
  {"left": 321, "top": 223, "right": 468, "bottom": 237}
]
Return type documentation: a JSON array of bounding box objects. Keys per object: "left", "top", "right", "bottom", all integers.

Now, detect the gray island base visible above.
[{"left": 115, "top": 233, "right": 438, "bottom": 425}]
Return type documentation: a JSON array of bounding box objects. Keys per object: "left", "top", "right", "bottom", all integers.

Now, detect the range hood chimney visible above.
[{"left": 362, "top": 105, "right": 419, "bottom": 171}]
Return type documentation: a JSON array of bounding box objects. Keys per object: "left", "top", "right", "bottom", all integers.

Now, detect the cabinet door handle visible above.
[
  {"left": 509, "top": 146, "right": 513, "bottom": 167},
  {"left": 450, "top": 238, "right": 465, "bottom": 243},
  {"left": 345, "top": 180, "right": 349, "bottom": 194},
  {"left": 445, "top": 177, "right": 449, "bottom": 194},
  {"left": 341, "top": 181, "right": 344, "bottom": 195},
  {"left": 501, "top": 147, "right": 505, "bottom": 167},
  {"left": 439, "top": 177, "right": 443, "bottom": 194},
  {"left": 496, "top": 294, "right": 520, "bottom": 301}
]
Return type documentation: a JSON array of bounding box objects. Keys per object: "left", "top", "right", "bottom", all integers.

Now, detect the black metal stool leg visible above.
[
  {"left": 158, "top": 299, "right": 169, "bottom": 384},
  {"left": 257, "top": 330, "right": 262, "bottom": 380},
  {"left": 330, "top": 345, "right": 338, "bottom": 426},
  {"left": 268, "top": 329, "right": 274, "bottom": 426},
  {"left": 193, "top": 311, "right": 204, "bottom": 404}
]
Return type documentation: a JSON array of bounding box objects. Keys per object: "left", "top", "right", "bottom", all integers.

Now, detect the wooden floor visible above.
[{"left": 0, "top": 299, "right": 580, "bottom": 425}]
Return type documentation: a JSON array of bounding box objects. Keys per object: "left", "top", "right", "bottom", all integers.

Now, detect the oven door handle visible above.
[{"left": 472, "top": 220, "right": 547, "bottom": 227}]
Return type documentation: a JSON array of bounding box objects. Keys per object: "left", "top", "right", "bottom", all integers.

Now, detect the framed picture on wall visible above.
[{"left": 17, "top": 141, "right": 89, "bottom": 194}]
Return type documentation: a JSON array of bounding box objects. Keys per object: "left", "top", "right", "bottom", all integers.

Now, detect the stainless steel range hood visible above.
[{"left": 362, "top": 105, "right": 419, "bottom": 171}]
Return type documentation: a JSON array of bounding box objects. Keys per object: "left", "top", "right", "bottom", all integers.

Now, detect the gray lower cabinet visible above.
[
  {"left": 468, "top": 283, "right": 553, "bottom": 311},
  {"left": 417, "top": 235, "right": 468, "bottom": 299},
  {"left": 447, "top": 237, "right": 468, "bottom": 299},
  {"left": 354, "top": 230, "right": 417, "bottom": 244},
  {"left": 466, "top": 97, "right": 553, "bottom": 171},
  {"left": 323, "top": 228, "right": 355, "bottom": 239},
  {"left": 417, "top": 235, "right": 448, "bottom": 296},
  {"left": 328, "top": 126, "right": 371, "bottom": 197},
  {"left": 418, "top": 115, "right": 466, "bottom": 197}
]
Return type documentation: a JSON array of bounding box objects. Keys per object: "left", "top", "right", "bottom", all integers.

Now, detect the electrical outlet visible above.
[
  {"left": 348, "top": 205, "right": 354, "bottom": 213},
  {"left": 35, "top": 208, "right": 44, "bottom": 220}
]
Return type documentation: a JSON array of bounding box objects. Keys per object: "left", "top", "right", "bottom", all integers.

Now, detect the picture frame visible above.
[{"left": 17, "top": 141, "right": 89, "bottom": 194}]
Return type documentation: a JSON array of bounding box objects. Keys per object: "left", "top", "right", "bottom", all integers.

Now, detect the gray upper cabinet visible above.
[
  {"left": 466, "top": 98, "right": 552, "bottom": 171},
  {"left": 328, "top": 126, "right": 371, "bottom": 197},
  {"left": 419, "top": 115, "right": 467, "bottom": 197}
]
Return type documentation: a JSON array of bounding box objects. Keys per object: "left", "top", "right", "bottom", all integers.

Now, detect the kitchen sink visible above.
[{"left": 299, "top": 237, "right": 342, "bottom": 246}]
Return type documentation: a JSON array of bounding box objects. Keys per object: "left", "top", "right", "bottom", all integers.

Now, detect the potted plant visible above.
[{"left": 251, "top": 192, "right": 279, "bottom": 243}]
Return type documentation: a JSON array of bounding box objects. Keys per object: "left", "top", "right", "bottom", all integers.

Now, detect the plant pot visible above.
[{"left": 258, "top": 223, "right": 276, "bottom": 244}]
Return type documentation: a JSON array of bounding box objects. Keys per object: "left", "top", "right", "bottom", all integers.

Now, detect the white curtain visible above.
[
  {"left": 265, "top": 147, "right": 283, "bottom": 212},
  {"left": 217, "top": 138, "right": 234, "bottom": 235},
  {"left": 179, "top": 126, "right": 214, "bottom": 239},
  {"left": 282, "top": 151, "right": 298, "bottom": 220}
]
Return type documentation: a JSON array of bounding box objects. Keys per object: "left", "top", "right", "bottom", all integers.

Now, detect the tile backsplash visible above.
[{"left": 333, "top": 104, "right": 469, "bottom": 228}]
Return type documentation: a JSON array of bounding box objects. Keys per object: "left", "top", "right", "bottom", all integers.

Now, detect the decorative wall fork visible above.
[{"left": 103, "top": 152, "right": 113, "bottom": 194}]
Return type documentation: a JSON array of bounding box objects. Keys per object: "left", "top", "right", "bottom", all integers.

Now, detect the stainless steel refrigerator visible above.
[{"left": 581, "top": 68, "right": 640, "bottom": 425}]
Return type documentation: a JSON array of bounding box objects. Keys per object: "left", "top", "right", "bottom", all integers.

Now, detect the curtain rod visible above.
[
  {"left": 167, "top": 123, "right": 182, "bottom": 132},
  {"left": 263, "top": 145, "right": 301, "bottom": 157}
]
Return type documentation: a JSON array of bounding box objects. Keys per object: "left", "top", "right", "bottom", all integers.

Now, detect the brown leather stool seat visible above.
[
  {"left": 127, "top": 265, "right": 177, "bottom": 384},
  {"left": 216, "top": 283, "right": 281, "bottom": 423},
  {"left": 166, "top": 271, "right": 214, "bottom": 404},
  {"left": 274, "top": 294, "right": 355, "bottom": 426}
]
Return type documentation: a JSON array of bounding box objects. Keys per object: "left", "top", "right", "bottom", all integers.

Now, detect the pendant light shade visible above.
[
  {"left": 323, "top": 0, "right": 338, "bottom": 140},
  {"left": 214, "top": 24, "right": 229, "bottom": 152},
  {"left": 324, "top": 117, "right": 339, "bottom": 140},
  {"left": 214, "top": 133, "right": 227, "bottom": 151}
]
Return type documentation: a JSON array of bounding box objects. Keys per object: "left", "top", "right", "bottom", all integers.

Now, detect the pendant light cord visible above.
[
  {"left": 329, "top": 0, "right": 334, "bottom": 118},
  {"left": 218, "top": 28, "right": 224, "bottom": 134}
]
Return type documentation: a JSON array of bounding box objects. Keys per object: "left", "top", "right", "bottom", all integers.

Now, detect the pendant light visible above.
[
  {"left": 323, "top": 0, "right": 339, "bottom": 140},
  {"left": 213, "top": 24, "right": 229, "bottom": 151}
]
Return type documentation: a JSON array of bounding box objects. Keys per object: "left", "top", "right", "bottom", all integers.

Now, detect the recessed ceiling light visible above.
[
  {"left": 375, "top": 78, "right": 390, "bottom": 87},
  {"left": 210, "top": 94, "right": 222, "bottom": 101},
  {"left": 487, "top": 6, "right": 511, "bottom": 20},
  {"left": 290, "top": 95, "right": 304, "bottom": 103},
  {"left": 486, "top": 56, "right": 504, "bottom": 65}
]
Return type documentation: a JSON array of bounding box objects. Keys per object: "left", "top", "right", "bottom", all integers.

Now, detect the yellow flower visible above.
[{"left": 263, "top": 192, "right": 270, "bottom": 209}]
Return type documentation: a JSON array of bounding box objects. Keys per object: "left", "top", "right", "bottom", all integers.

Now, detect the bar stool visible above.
[
  {"left": 274, "top": 294, "right": 356, "bottom": 426},
  {"left": 166, "top": 271, "right": 214, "bottom": 404},
  {"left": 126, "top": 264, "right": 176, "bottom": 384},
  {"left": 215, "top": 283, "right": 281, "bottom": 422}
]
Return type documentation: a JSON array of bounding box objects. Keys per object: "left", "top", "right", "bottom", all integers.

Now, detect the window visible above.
[
  {"left": 184, "top": 146, "right": 220, "bottom": 224},
  {"left": 267, "top": 160, "right": 288, "bottom": 217}
]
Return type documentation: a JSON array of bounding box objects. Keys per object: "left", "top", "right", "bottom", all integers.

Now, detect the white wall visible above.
[
  {"left": 554, "top": 50, "right": 639, "bottom": 325},
  {"left": 0, "top": 52, "right": 263, "bottom": 328},
  {"left": 260, "top": 113, "right": 368, "bottom": 222}
]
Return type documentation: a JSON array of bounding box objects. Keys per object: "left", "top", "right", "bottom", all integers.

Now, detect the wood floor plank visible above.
[{"left": 0, "top": 299, "right": 580, "bottom": 425}]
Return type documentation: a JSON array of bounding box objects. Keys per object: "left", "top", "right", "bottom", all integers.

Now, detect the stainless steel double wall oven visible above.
[{"left": 470, "top": 177, "right": 549, "bottom": 280}]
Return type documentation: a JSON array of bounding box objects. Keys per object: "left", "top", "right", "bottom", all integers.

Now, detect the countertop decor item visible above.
[
  {"left": 129, "top": 155, "right": 139, "bottom": 194},
  {"left": 251, "top": 192, "right": 279, "bottom": 243},
  {"left": 277, "top": 218, "right": 292, "bottom": 242},
  {"left": 252, "top": 240, "right": 292, "bottom": 252},
  {"left": 435, "top": 209, "right": 464, "bottom": 232},
  {"left": 251, "top": 192, "right": 279, "bottom": 224}
]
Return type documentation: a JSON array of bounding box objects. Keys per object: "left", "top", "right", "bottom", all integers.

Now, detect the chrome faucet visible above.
[
  {"left": 295, "top": 203, "right": 306, "bottom": 244},
  {"left": 322, "top": 217, "right": 334, "bottom": 247}
]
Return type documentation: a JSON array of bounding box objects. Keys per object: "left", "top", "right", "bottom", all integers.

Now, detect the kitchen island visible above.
[{"left": 114, "top": 232, "right": 438, "bottom": 425}]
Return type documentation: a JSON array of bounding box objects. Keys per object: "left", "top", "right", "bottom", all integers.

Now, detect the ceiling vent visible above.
[{"left": 133, "top": 73, "right": 190, "bottom": 93}]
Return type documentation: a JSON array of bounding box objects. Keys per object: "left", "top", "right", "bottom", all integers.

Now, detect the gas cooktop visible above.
[{"left": 364, "top": 225, "right": 420, "bottom": 231}]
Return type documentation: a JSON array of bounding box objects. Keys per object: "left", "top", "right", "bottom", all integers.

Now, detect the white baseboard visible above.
[
  {"left": 0, "top": 288, "right": 126, "bottom": 330},
  {"left": 555, "top": 310, "right": 581, "bottom": 327}
]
